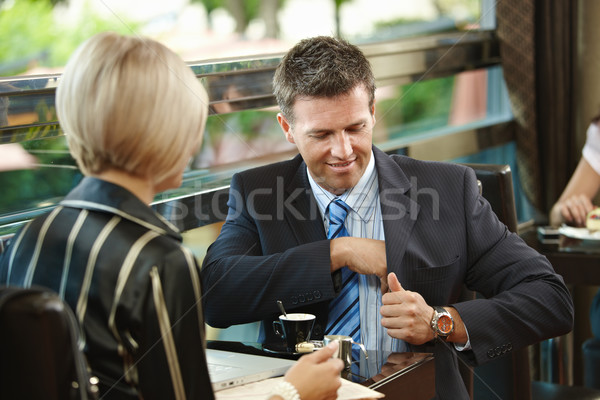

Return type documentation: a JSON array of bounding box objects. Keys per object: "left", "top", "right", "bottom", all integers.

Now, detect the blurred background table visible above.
[
  {"left": 521, "top": 226, "right": 600, "bottom": 387},
  {"left": 521, "top": 227, "right": 600, "bottom": 285}
]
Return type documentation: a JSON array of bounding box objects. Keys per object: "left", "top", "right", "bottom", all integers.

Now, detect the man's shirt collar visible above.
[{"left": 308, "top": 150, "right": 378, "bottom": 223}]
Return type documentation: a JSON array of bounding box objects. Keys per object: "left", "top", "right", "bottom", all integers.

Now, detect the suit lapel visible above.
[
  {"left": 280, "top": 148, "right": 420, "bottom": 270},
  {"left": 373, "top": 147, "right": 420, "bottom": 277},
  {"left": 283, "top": 156, "right": 327, "bottom": 244}
]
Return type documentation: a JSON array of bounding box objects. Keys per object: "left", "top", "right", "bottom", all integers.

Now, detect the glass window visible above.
[
  {"left": 1, "top": 0, "right": 507, "bottom": 236},
  {"left": 1, "top": 0, "right": 481, "bottom": 76}
]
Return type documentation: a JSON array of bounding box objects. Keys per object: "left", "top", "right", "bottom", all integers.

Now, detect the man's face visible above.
[{"left": 278, "top": 86, "right": 375, "bottom": 195}]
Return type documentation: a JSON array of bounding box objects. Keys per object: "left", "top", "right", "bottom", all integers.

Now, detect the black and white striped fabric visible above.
[{"left": 0, "top": 177, "right": 214, "bottom": 400}]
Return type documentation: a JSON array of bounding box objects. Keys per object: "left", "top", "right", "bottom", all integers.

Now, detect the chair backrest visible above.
[
  {"left": 0, "top": 285, "right": 98, "bottom": 400},
  {"left": 461, "top": 163, "right": 532, "bottom": 400},
  {"left": 466, "top": 163, "right": 519, "bottom": 233}
]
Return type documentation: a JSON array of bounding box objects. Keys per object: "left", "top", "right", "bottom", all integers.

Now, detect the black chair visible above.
[
  {"left": 0, "top": 285, "right": 98, "bottom": 399},
  {"left": 463, "top": 163, "right": 600, "bottom": 400},
  {"left": 461, "top": 163, "right": 530, "bottom": 400}
]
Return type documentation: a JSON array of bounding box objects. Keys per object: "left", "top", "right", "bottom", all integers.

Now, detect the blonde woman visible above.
[{"left": 0, "top": 32, "right": 342, "bottom": 400}]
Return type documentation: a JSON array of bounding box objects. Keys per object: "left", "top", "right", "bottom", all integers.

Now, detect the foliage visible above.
[
  {"left": 241, "top": 0, "right": 261, "bottom": 22},
  {"left": 334, "top": 0, "right": 353, "bottom": 9},
  {"left": 0, "top": 135, "right": 81, "bottom": 217},
  {"left": 377, "top": 76, "right": 456, "bottom": 137},
  {"left": 191, "top": 0, "right": 285, "bottom": 36},
  {"left": 50, "top": 3, "right": 139, "bottom": 69},
  {"left": 0, "top": 0, "right": 55, "bottom": 76},
  {"left": 0, "top": 0, "right": 138, "bottom": 76},
  {"left": 190, "top": 0, "right": 261, "bottom": 21},
  {"left": 192, "top": 0, "right": 285, "bottom": 19},
  {"left": 0, "top": 164, "right": 81, "bottom": 217},
  {"left": 334, "top": 0, "right": 353, "bottom": 37},
  {"left": 431, "top": 0, "right": 480, "bottom": 19},
  {"left": 399, "top": 77, "right": 455, "bottom": 125},
  {"left": 192, "top": 0, "right": 224, "bottom": 15}
]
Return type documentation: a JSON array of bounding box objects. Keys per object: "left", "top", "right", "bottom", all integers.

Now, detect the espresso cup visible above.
[
  {"left": 272, "top": 313, "right": 316, "bottom": 352},
  {"left": 323, "top": 334, "right": 368, "bottom": 370}
]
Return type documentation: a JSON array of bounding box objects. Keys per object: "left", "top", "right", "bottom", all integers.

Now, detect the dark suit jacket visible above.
[
  {"left": 0, "top": 178, "right": 214, "bottom": 400},
  {"left": 201, "top": 146, "right": 574, "bottom": 399}
]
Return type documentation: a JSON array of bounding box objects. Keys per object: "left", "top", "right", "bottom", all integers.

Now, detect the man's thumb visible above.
[{"left": 388, "top": 272, "right": 404, "bottom": 292}]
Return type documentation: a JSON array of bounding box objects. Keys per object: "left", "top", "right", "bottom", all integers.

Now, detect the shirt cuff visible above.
[{"left": 453, "top": 324, "right": 472, "bottom": 351}]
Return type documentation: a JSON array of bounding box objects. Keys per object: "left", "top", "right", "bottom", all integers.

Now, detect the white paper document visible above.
[{"left": 215, "top": 375, "right": 385, "bottom": 400}]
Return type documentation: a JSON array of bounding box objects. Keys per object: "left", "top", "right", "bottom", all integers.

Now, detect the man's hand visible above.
[
  {"left": 329, "top": 237, "right": 388, "bottom": 291},
  {"left": 380, "top": 272, "right": 435, "bottom": 345}
]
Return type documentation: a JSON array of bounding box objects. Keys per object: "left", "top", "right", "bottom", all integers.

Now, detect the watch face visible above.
[{"left": 437, "top": 315, "right": 453, "bottom": 335}]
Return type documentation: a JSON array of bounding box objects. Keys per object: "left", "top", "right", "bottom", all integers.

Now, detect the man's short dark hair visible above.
[{"left": 273, "top": 36, "right": 375, "bottom": 124}]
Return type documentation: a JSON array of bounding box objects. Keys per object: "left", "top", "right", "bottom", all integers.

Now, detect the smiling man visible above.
[
  {"left": 278, "top": 85, "right": 375, "bottom": 195},
  {"left": 201, "top": 36, "right": 573, "bottom": 400}
]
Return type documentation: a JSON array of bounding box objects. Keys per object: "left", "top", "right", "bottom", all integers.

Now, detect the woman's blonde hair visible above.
[{"left": 56, "top": 32, "right": 208, "bottom": 185}]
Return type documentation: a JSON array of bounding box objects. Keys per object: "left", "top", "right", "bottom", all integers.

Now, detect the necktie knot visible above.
[{"left": 327, "top": 199, "right": 350, "bottom": 239}]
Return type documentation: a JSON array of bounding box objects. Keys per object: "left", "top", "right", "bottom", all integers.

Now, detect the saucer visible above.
[{"left": 262, "top": 342, "right": 303, "bottom": 359}]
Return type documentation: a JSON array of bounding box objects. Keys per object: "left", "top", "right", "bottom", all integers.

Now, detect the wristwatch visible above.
[{"left": 430, "top": 306, "right": 454, "bottom": 340}]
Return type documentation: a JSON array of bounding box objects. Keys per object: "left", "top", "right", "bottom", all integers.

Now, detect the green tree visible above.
[
  {"left": 0, "top": 0, "right": 67, "bottom": 5},
  {"left": 225, "top": 0, "right": 260, "bottom": 35},
  {"left": 0, "top": 0, "right": 138, "bottom": 76},
  {"left": 431, "top": 0, "right": 480, "bottom": 20},
  {"left": 0, "top": 0, "right": 55, "bottom": 76},
  {"left": 193, "top": 0, "right": 224, "bottom": 30},
  {"left": 191, "top": 0, "right": 284, "bottom": 38}
]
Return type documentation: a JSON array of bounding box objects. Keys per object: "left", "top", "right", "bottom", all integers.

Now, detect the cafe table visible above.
[
  {"left": 521, "top": 225, "right": 600, "bottom": 386},
  {"left": 521, "top": 225, "right": 600, "bottom": 285},
  {"left": 207, "top": 340, "right": 435, "bottom": 400}
]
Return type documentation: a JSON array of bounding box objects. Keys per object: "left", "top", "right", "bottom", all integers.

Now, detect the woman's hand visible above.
[
  {"left": 277, "top": 342, "right": 344, "bottom": 400},
  {"left": 551, "top": 194, "right": 595, "bottom": 227},
  {"left": 550, "top": 157, "right": 600, "bottom": 227}
]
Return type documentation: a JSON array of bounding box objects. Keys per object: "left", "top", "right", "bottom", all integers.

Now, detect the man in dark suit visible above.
[{"left": 201, "top": 36, "right": 574, "bottom": 399}]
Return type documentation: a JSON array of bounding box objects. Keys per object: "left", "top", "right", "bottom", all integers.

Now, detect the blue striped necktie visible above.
[{"left": 325, "top": 199, "right": 360, "bottom": 344}]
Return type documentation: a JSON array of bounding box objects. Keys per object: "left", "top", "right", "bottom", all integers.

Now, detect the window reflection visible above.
[
  {"left": 0, "top": 63, "right": 508, "bottom": 230},
  {"left": 207, "top": 71, "right": 275, "bottom": 115},
  {"left": 196, "top": 110, "right": 294, "bottom": 169}
]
